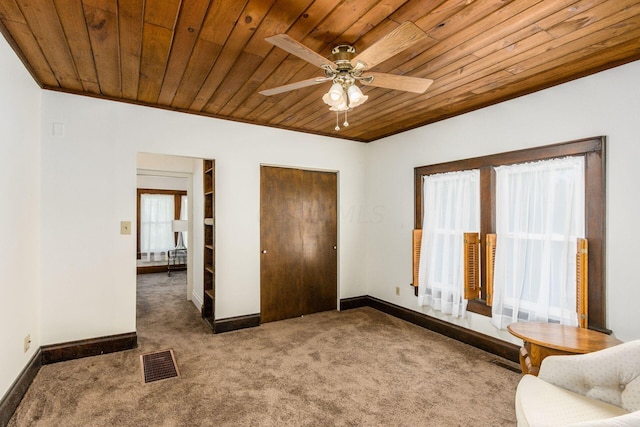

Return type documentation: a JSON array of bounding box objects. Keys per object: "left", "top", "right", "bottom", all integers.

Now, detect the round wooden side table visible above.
[{"left": 507, "top": 322, "right": 622, "bottom": 375}]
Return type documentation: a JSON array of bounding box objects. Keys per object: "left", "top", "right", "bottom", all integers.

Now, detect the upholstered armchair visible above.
[{"left": 515, "top": 340, "right": 640, "bottom": 426}]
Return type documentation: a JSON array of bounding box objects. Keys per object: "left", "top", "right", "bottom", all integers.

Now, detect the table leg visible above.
[{"left": 518, "top": 343, "right": 539, "bottom": 376}]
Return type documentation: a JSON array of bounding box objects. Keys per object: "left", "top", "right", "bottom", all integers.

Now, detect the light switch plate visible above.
[{"left": 120, "top": 221, "right": 131, "bottom": 235}]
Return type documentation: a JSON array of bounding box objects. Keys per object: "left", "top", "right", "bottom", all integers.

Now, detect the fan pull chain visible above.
[
  {"left": 335, "top": 111, "right": 340, "bottom": 131},
  {"left": 343, "top": 110, "right": 349, "bottom": 127}
]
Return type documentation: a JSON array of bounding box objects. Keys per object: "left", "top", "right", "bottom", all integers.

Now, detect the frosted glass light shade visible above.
[
  {"left": 347, "top": 85, "right": 368, "bottom": 108},
  {"left": 322, "top": 83, "right": 345, "bottom": 107},
  {"left": 329, "top": 100, "right": 349, "bottom": 111}
]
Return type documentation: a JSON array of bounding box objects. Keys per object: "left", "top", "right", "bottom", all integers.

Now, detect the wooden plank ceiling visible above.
[{"left": 1, "top": 0, "right": 639, "bottom": 142}]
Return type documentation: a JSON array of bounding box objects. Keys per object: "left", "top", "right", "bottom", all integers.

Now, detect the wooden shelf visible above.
[{"left": 202, "top": 158, "right": 215, "bottom": 332}]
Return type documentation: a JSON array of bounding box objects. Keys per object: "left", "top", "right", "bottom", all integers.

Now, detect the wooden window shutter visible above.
[
  {"left": 412, "top": 229, "right": 422, "bottom": 287},
  {"left": 576, "top": 238, "right": 589, "bottom": 328},
  {"left": 464, "top": 232, "right": 480, "bottom": 300},
  {"left": 485, "top": 233, "right": 497, "bottom": 306}
]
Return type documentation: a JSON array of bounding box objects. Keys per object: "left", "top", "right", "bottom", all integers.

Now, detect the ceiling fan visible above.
[{"left": 259, "top": 21, "right": 434, "bottom": 130}]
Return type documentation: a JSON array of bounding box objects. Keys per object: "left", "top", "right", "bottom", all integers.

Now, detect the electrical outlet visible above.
[
  {"left": 24, "top": 334, "right": 31, "bottom": 353},
  {"left": 120, "top": 221, "right": 131, "bottom": 235},
  {"left": 395, "top": 286, "right": 400, "bottom": 296}
]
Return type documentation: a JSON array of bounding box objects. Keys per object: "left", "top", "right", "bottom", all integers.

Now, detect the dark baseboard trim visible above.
[
  {"left": 1, "top": 332, "right": 137, "bottom": 425},
  {"left": 341, "top": 295, "right": 519, "bottom": 363},
  {"left": 340, "top": 296, "right": 370, "bottom": 311},
  {"left": 214, "top": 314, "right": 261, "bottom": 334},
  {"left": 136, "top": 265, "right": 169, "bottom": 275},
  {"left": 41, "top": 332, "right": 137, "bottom": 365},
  {"left": 0, "top": 349, "right": 42, "bottom": 427}
]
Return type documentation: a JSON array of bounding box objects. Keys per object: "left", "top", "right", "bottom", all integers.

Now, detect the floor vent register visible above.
[{"left": 140, "top": 349, "right": 180, "bottom": 383}]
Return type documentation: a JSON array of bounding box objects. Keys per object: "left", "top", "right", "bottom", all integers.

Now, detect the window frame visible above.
[{"left": 414, "top": 137, "right": 607, "bottom": 333}]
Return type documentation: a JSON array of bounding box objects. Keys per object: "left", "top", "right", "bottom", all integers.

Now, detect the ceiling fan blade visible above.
[
  {"left": 361, "top": 72, "right": 433, "bottom": 94},
  {"left": 265, "top": 34, "right": 336, "bottom": 69},
  {"left": 259, "top": 77, "right": 330, "bottom": 96},
  {"left": 352, "top": 21, "right": 428, "bottom": 70}
]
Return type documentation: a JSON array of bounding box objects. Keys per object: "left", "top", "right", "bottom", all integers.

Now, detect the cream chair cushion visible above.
[{"left": 516, "top": 374, "right": 628, "bottom": 426}]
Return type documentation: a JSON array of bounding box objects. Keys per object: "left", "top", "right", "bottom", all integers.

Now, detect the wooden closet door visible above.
[
  {"left": 260, "top": 166, "right": 337, "bottom": 323},
  {"left": 301, "top": 169, "right": 337, "bottom": 315},
  {"left": 260, "top": 167, "right": 304, "bottom": 322}
]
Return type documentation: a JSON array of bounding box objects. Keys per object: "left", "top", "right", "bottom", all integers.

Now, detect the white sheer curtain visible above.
[
  {"left": 140, "top": 194, "right": 175, "bottom": 261},
  {"left": 418, "top": 170, "right": 480, "bottom": 318},
  {"left": 491, "top": 157, "right": 585, "bottom": 329},
  {"left": 180, "top": 195, "right": 188, "bottom": 249}
]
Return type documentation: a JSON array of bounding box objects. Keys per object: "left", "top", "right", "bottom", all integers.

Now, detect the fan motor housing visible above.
[{"left": 331, "top": 45, "right": 356, "bottom": 70}]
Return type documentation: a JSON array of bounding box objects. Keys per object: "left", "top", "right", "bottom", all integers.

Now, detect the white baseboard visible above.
[{"left": 191, "top": 291, "right": 203, "bottom": 311}]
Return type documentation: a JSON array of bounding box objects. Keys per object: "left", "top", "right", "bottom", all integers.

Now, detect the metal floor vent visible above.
[
  {"left": 140, "top": 349, "right": 180, "bottom": 384},
  {"left": 490, "top": 358, "right": 522, "bottom": 374}
]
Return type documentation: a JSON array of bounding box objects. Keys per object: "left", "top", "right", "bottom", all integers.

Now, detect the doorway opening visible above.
[{"left": 136, "top": 152, "right": 210, "bottom": 314}]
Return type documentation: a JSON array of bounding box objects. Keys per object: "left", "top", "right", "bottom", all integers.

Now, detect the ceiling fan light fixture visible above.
[
  {"left": 323, "top": 83, "right": 345, "bottom": 107},
  {"left": 261, "top": 22, "right": 434, "bottom": 131},
  {"left": 347, "top": 85, "right": 368, "bottom": 108}
]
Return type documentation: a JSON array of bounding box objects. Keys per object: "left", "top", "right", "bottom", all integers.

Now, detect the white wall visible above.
[
  {"left": 136, "top": 175, "right": 188, "bottom": 191},
  {"left": 39, "top": 93, "right": 368, "bottom": 345},
  {"left": 366, "top": 59, "right": 640, "bottom": 343},
  {"left": 137, "top": 152, "right": 196, "bottom": 174},
  {"left": 0, "top": 37, "right": 42, "bottom": 397}
]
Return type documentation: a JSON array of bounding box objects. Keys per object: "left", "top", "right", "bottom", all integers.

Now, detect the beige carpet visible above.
[{"left": 9, "top": 272, "right": 520, "bottom": 426}]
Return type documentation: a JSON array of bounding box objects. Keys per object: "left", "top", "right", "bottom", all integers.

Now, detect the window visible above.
[
  {"left": 491, "top": 157, "right": 585, "bottom": 328},
  {"left": 414, "top": 137, "right": 607, "bottom": 332},
  {"left": 418, "top": 170, "right": 480, "bottom": 318},
  {"left": 140, "top": 194, "right": 175, "bottom": 261},
  {"left": 136, "top": 189, "right": 188, "bottom": 261}
]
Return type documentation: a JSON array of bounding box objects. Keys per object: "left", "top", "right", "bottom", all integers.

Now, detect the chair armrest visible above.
[{"left": 538, "top": 340, "right": 640, "bottom": 411}]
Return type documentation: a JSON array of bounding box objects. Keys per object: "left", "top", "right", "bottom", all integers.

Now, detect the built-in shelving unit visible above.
[{"left": 202, "top": 159, "right": 215, "bottom": 330}]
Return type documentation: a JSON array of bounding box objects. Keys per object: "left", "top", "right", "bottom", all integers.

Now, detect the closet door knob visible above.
[{"left": 262, "top": 250, "right": 267, "bottom": 254}]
